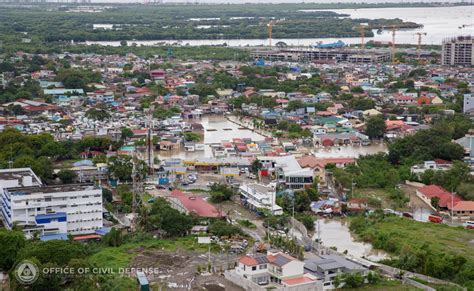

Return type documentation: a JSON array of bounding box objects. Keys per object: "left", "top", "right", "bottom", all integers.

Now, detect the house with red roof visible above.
[
  {"left": 167, "top": 190, "right": 225, "bottom": 218},
  {"left": 416, "top": 185, "right": 463, "bottom": 211},
  {"left": 228, "top": 251, "right": 321, "bottom": 290},
  {"left": 451, "top": 201, "right": 474, "bottom": 219}
]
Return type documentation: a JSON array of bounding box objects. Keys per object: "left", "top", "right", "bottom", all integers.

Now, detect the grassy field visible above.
[
  {"left": 411, "top": 277, "right": 463, "bottom": 291},
  {"left": 88, "top": 236, "right": 213, "bottom": 270},
  {"left": 351, "top": 279, "right": 420, "bottom": 291},
  {"left": 353, "top": 188, "right": 410, "bottom": 211},
  {"left": 365, "top": 217, "right": 474, "bottom": 261},
  {"left": 350, "top": 215, "right": 474, "bottom": 287}
]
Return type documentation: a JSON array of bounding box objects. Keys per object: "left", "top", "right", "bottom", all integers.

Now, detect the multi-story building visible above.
[
  {"left": 441, "top": 36, "right": 474, "bottom": 66},
  {"left": 226, "top": 251, "right": 322, "bottom": 291},
  {"left": 0, "top": 168, "right": 103, "bottom": 239},
  {"left": 304, "top": 255, "right": 368, "bottom": 290},
  {"left": 257, "top": 156, "right": 314, "bottom": 189},
  {"left": 463, "top": 93, "right": 474, "bottom": 115},
  {"left": 239, "top": 183, "right": 283, "bottom": 215}
]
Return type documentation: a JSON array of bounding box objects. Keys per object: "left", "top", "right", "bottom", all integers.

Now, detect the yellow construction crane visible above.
[
  {"left": 388, "top": 25, "right": 398, "bottom": 64},
  {"left": 355, "top": 23, "right": 369, "bottom": 49},
  {"left": 267, "top": 20, "right": 274, "bottom": 48},
  {"left": 415, "top": 32, "right": 427, "bottom": 60}
]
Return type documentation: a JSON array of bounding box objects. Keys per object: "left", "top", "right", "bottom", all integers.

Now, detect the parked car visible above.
[
  {"left": 428, "top": 215, "right": 443, "bottom": 223},
  {"left": 463, "top": 221, "right": 474, "bottom": 229}
]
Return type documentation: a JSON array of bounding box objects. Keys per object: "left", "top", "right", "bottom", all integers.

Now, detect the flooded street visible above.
[
  {"left": 157, "top": 115, "right": 265, "bottom": 160},
  {"left": 157, "top": 115, "right": 388, "bottom": 160},
  {"left": 313, "top": 218, "right": 388, "bottom": 261}
]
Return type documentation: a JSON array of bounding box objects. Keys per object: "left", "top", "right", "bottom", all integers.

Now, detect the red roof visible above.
[
  {"left": 418, "top": 185, "right": 463, "bottom": 208},
  {"left": 239, "top": 256, "right": 258, "bottom": 266},
  {"left": 452, "top": 201, "right": 474, "bottom": 211},
  {"left": 282, "top": 276, "right": 315, "bottom": 286},
  {"left": 132, "top": 129, "right": 148, "bottom": 135},
  {"left": 170, "top": 190, "right": 225, "bottom": 218},
  {"left": 73, "top": 234, "right": 101, "bottom": 241}
]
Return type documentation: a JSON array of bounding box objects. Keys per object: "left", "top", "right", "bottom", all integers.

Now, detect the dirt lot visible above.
[{"left": 128, "top": 248, "right": 242, "bottom": 290}]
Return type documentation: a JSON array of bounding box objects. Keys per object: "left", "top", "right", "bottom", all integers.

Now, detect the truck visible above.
[{"left": 428, "top": 215, "right": 443, "bottom": 223}]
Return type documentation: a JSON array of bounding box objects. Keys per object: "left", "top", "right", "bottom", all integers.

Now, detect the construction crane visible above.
[
  {"left": 415, "top": 32, "right": 427, "bottom": 60},
  {"left": 267, "top": 20, "right": 274, "bottom": 48},
  {"left": 387, "top": 25, "right": 398, "bottom": 64},
  {"left": 355, "top": 23, "right": 369, "bottom": 49}
]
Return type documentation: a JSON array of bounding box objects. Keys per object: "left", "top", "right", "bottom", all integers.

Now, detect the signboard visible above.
[{"left": 198, "top": 237, "right": 211, "bottom": 244}]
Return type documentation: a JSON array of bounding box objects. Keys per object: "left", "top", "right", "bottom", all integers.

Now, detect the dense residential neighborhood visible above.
[{"left": 0, "top": 2, "right": 473, "bottom": 291}]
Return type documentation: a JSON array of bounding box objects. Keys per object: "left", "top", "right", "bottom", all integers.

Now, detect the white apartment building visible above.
[
  {"left": 0, "top": 168, "right": 103, "bottom": 239},
  {"left": 257, "top": 156, "right": 314, "bottom": 190},
  {"left": 239, "top": 183, "right": 283, "bottom": 215}
]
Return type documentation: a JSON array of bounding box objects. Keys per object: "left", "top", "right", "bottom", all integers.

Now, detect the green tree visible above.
[
  {"left": 0, "top": 230, "right": 26, "bottom": 271},
  {"left": 57, "top": 169, "right": 77, "bottom": 184},
  {"left": 431, "top": 196, "right": 440, "bottom": 209},
  {"left": 365, "top": 115, "right": 386, "bottom": 139}
]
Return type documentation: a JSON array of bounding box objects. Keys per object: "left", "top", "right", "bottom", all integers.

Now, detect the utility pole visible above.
[
  {"left": 146, "top": 106, "right": 155, "bottom": 176},
  {"left": 131, "top": 152, "right": 143, "bottom": 232}
]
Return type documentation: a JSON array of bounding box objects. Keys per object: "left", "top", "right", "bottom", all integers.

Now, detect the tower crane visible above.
[
  {"left": 355, "top": 23, "right": 369, "bottom": 49},
  {"left": 387, "top": 25, "right": 398, "bottom": 64},
  {"left": 415, "top": 32, "right": 427, "bottom": 60},
  {"left": 267, "top": 20, "right": 274, "bottom": 48}
]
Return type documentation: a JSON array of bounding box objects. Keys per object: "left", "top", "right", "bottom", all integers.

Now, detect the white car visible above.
[{"left": 463, "top": 221, "right": 474, "bottom": 229}]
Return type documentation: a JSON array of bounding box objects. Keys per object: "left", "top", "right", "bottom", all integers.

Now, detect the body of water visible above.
[
  {"left": 86, "top": 5, "right": 472, "bottom": 47},
  {"left": 313, "top": 218, "right": 388, "bottom": 261}
]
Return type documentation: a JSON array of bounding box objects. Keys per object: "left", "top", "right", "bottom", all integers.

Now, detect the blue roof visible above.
[
  {"left": 44, "top": 88, "right": 84, "bottom": 95},
  {"left": 73, "top": 160, "right": 94, "bottom": 167},
  {"left": 95, "top": 227, "right": 111, "bottom": 236},
  {"left": 40, "top": 233, "right": 68, "bottom": 241},
  {"left": 36, "top": 212, "right": 67, "bottom": 220}
]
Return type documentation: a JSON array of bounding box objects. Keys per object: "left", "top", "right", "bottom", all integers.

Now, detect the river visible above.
[{"left": 86, "top": 5, "right": 472, "bottom": 47}]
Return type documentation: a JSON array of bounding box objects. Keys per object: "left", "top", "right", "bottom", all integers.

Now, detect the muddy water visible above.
[
  {"left": 313, "top": 218, "right": 388, "bottom": 261},
  {"left": 312, "top": 143, "right": 388, "bottom": 158},
  {"left": 157, "top": 115, "right": 265, "bottom": 160},
  {"left": 157, "top": 115, "right": 388, "bottom": 159}
]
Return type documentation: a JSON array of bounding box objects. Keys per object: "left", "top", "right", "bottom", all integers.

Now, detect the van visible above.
[{"left": 463, "top": 221, "right": 474, "bottom": 229}]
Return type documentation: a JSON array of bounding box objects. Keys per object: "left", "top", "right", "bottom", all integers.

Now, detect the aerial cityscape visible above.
[{"left": 0, "top": 1, "right": 473, "bottom": 290}]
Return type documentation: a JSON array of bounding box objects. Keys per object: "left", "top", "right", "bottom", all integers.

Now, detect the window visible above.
[
  {"left": 259, "top": 264, "right": 267, "bottom": 270},
  {"left": 252, "top": 266, "right": 257, "bottom": 271}
]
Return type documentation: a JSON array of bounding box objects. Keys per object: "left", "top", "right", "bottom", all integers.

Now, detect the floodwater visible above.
[
  {"left": 157, "top": 115, "right": 388, "bottom": 159},
  {"left": 312, "top": 143, "right": 388, "bottom": 158},
  {"left": 313, "top": 218, "right": 388, "bottom": 261},
  {"left": 86, "top": 6, "right": 473, "bottom": 47},
  {"left": 157, "top": 115, "right": 265, "bottom": 159}
]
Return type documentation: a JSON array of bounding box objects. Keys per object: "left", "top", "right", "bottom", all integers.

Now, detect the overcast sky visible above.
[{"left": 91, "top": 0, "right": 465, "bottom": 3}]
